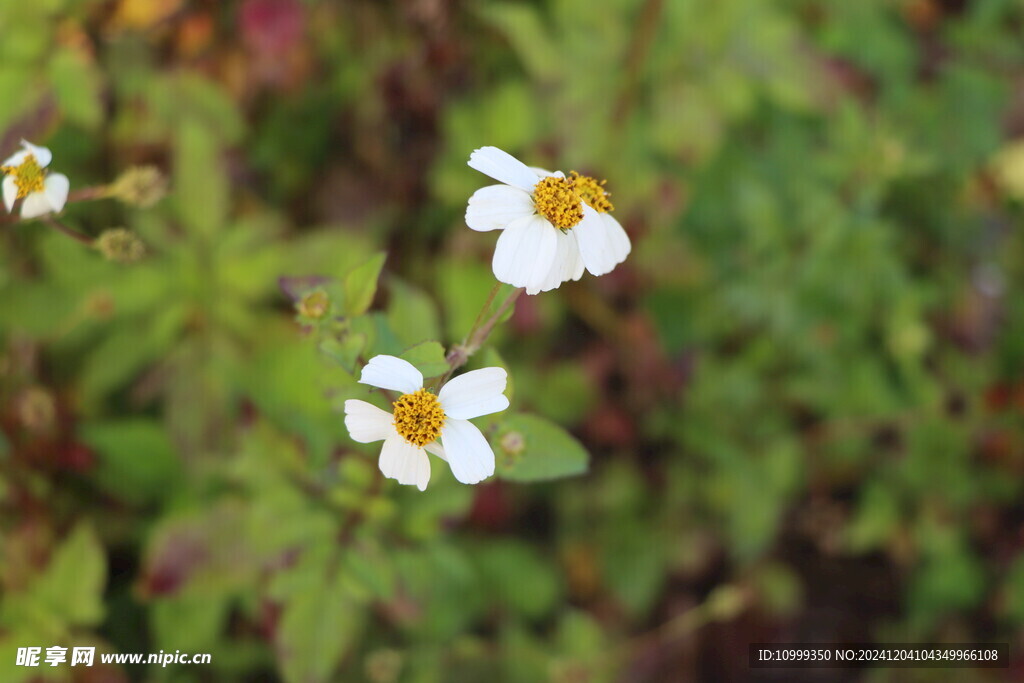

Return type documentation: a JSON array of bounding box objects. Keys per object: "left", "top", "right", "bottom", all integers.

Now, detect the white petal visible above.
[
  {"left": 565, "top": 231, "right": 585, "bottom": 281},
  {"left": 379, "top": 435, "right": 431, "bottom": 491},
  {"left": 1, "top": 150, "right": 28, "bottom": 168},
  {"left": 574, "top": 204, "right": 627, "bottom": 276},
  {"left": 438, "top": 367, "right": 509, "bottom": 420},
  {"left": 20, "top": 192, "right": 53, "bottom": 219},
  {"left": 344, "top": 399, "right": 395, "bottom": 444},
  {"left": 358, "top": 355, "right": 423, "bottom": 395},
  {"left": 536, "top": 228, "right": 580, "bottom": 292},
  {"left": 44, "top": 173, "right": 69, "bottom": 213},
  {"left": 600, "top": 212, "right": 631, "bottom": 265},
  {"left": 2, "top": 176, "right": 16, "bottom": 212},
  {"left": 465, "top": 184, "right": 535, "bottom": 232},
  {"left": 424, "top": 441, "right": 447, "bottom": 461},
  {"left": 468, "top": 146, "right": 540, "bottom": 192},
  {"left": 440, "top": 418, "right": 495, "bottom": 485},
  {"left": 19, "top": 140, "right": 52, "bottom": 168},
  {"left": 491, "top": 214, "right": 559, "bottom": 295},
  {"left": 530, "top": 167, "right": 559, "bottom": 178}
]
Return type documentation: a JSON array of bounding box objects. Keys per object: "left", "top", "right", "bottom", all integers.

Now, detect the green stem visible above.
[
  {"left": 43, "top": 216, "right": 94, "bottom": 246},
  {"left": 0, "top": 185, "right": 110, "bottom": 225},
  {"left": 439, "top": 286, "right": 524, "bottom": 385}
]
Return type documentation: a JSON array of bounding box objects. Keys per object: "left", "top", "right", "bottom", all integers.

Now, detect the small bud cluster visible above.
[{"left": 95, "top": 228, "right": 146, "bottom": 263}]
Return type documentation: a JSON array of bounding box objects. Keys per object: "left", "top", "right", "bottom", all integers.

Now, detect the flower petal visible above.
[
  {"left": 600, "top": 212, "right": 631, "bottom": 265},
  {"left": 468, "top": 146, "right": 540, "bottom": 192},
  {"left": 536, "top": 228, "right": 581, "bottom": 292},
  {"left": 20, "top": 192, "right": 53, "bottom": 219},
  {"left": 425, "top": 441, "right": 447, "bottom": 461},
  {"left": 565, "top": 231, "right": 585, "bottom": 281},
  {"left": 1, "top": 150, "right": 28, "bottom": 168},
  {"left": 574, "top": 204, "right": 628, "bottom": 276},
  {"left": 379, "top": 435, "right": 431, "bottom": 491},
  {"left": 491, "top": 214, "right": 559, "bottom": 295},
  {"left": 44, "top": 173, "right": 69, "bottom": 213},
  {"left": 465, "top": 184, "right": 535, "bottom": 232},
  {"left": 358, "top": 354, "right": 423, "bottom": 395},
  {"left": 2, "top": 176, "right": 16, "bottom": 213},
  {"left": 20, "top": 140, "right": 52, "bottom": 168},
  {"left": 441, "top": 418, "right": 495, "bottom": 485},
  {"left": 438, "top": 367, "right": 509, "bottom": 420},
  {"left": 344, "top": 399, "right": 395, "bottom": 444}
]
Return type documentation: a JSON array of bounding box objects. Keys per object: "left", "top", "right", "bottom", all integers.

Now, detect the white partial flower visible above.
[
  {"left": 466, "top": 146, "right": 631, "bottom": 295},
  {"left": 344, "top": 354, "right": 509, "bottom": 491},
  {"left": 1, "top": 140, "right": 70, "bottom": 219}
]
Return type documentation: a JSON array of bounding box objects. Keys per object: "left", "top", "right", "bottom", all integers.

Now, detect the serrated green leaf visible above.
[
  {"left": 343, "top": 253, "right": 386, "bottom": 316},
  {"left": 319, "top": 333, "right": 366, "bottom": 374},
  {"left": 400, "top": 341, "right": 449, "bottom": 379},
  {"left": 387, "top": 279, "right": 441, "bottom": 347},
  {"left": 495, "top": 414, "right": 589, "bottom": 482}
]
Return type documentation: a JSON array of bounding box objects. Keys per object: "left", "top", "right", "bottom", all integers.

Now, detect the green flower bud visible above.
[
  {"left": 109, "top": 165, "right": 168, "bottom": 208},
  {"left": 95, "top": 228, "right": 145, "bottom": 263},
  {"left": 297, "top": 289, "right": 330, "bottom": 319}
]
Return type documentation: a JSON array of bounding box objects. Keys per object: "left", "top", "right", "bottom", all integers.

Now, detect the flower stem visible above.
[
  {"left": 0, "top": 185, "right": 110, "bottom": 225},
  {"left": 440, "top": 286, "right": 524, "bottom": 385},
  {"left": 43, "top": 216, "right": 94, "bottom": 246},
  {"left": 67, "top": 185, "right": 110, "bottom": 203},
  {"left": 465, "top": 282, "right": 503, "bottom": 347}
]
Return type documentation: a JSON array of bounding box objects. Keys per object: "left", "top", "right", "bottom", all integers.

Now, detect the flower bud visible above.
[
  {"left": 109, "top": 165, "right": 168, "bottom": 208},
  {"left": 95, "top": 228, "right": 145, "bottom": 263},
  {"left": 297, "top": 289, "right": 330, "bottom": 319}
]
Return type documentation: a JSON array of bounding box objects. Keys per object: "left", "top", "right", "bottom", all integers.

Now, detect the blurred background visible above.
[{"left": 2, "top": 0, "right": 1024, "bottom": 681}]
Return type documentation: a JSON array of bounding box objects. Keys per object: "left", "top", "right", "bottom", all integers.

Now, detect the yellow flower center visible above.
[
  {"left": 569, "top": 171, "right": 614, "bottom": 213},
  {"left": 2, "top": 154, "right": 46, "bottom": 199},
  {"left": 533, "top": 176, "right": 584, "bottom": 231},
  {"left": 392, "top": 388, "right": 446, "bottom": 448}
]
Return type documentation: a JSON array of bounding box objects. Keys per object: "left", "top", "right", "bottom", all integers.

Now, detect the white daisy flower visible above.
[
  {"left": 344, "top": 355, "right": 509, "bottom": 491},
  {"left": 1, "top": 140, "right": 70, "bottom": 220},
  {"left": 466, "top": 146, "right": 631, "bottom": 295}
]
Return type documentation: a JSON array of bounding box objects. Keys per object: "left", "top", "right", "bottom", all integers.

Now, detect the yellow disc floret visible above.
[
  {"left": 2, "top": 155, "right": 46, "bottom": 199},
  {"left": 569, "top": 171, "right": 614, "bottom": 213},
  {"left": 533, "top": 176, "right": 584, "bottom": 231},
  {"left": 392, "top": 388, "right": 446, "bottom": 447}
]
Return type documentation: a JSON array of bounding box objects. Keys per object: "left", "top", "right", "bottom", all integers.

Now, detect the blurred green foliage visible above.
[{"left": 2, "top": 0, "right": 1024, "bottom": 681}]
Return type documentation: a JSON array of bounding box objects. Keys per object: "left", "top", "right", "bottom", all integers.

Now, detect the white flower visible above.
[
  {"left": 466, "top": 146, "right": 631, "bottom": 295},
  {"left": 344, "top": 355, "right": 509, "bottom": 491},
  {"left": 1, "top": 140, "right": 70, "bottom": 219}
]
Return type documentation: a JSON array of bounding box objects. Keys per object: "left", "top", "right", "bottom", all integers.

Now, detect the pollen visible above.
[
  {"left": 569, "top": 172, "right": 614, "bottom": 213},
  {"left": 533, "top": 176, "right": 584, "bottom": 231},
  {"left": 2, "top": 155, "right": 46, "bottom": 199},
  {"left": 392, "top": 388, "right": 446, "bottom": 448}
]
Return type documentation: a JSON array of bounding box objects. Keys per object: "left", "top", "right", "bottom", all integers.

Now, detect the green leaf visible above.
[
  {"left": 475, "top": 4, "right": 562, "bottom": 82},
  {"left": 495, "top": 414, "right": 589, "bottom": 482},
  {"left": 319, "top": 333, "right": 366, "bottom": 374},
  {"left": 277, "top": 570, "right": 362, "bottom": 683},
  {"left": 400, "top": 341, "right": 449, "bottom": 379},
  {"left": 174, "top": 117, "right": 228, "bottom": 236},
  {"left": 387, "top": 280, "right": 441, "bottom": 347},
  {"left": 151, "top": 594, "right": 229, "bottom": 654},
  {"left": 475, "top": 541, "right": 561, "bottom": 620},
  {"left": 79, "top": 419, "right": 182, "bottom": 505},
  {"left": 343, "top": 253, "right": 386, "bottom": 317},
  {"left": 49, "top": 47, "right": 104, "bottom": 130},
  {"left": 32, "top": 524, "right": 106, "bottom": 626}
]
